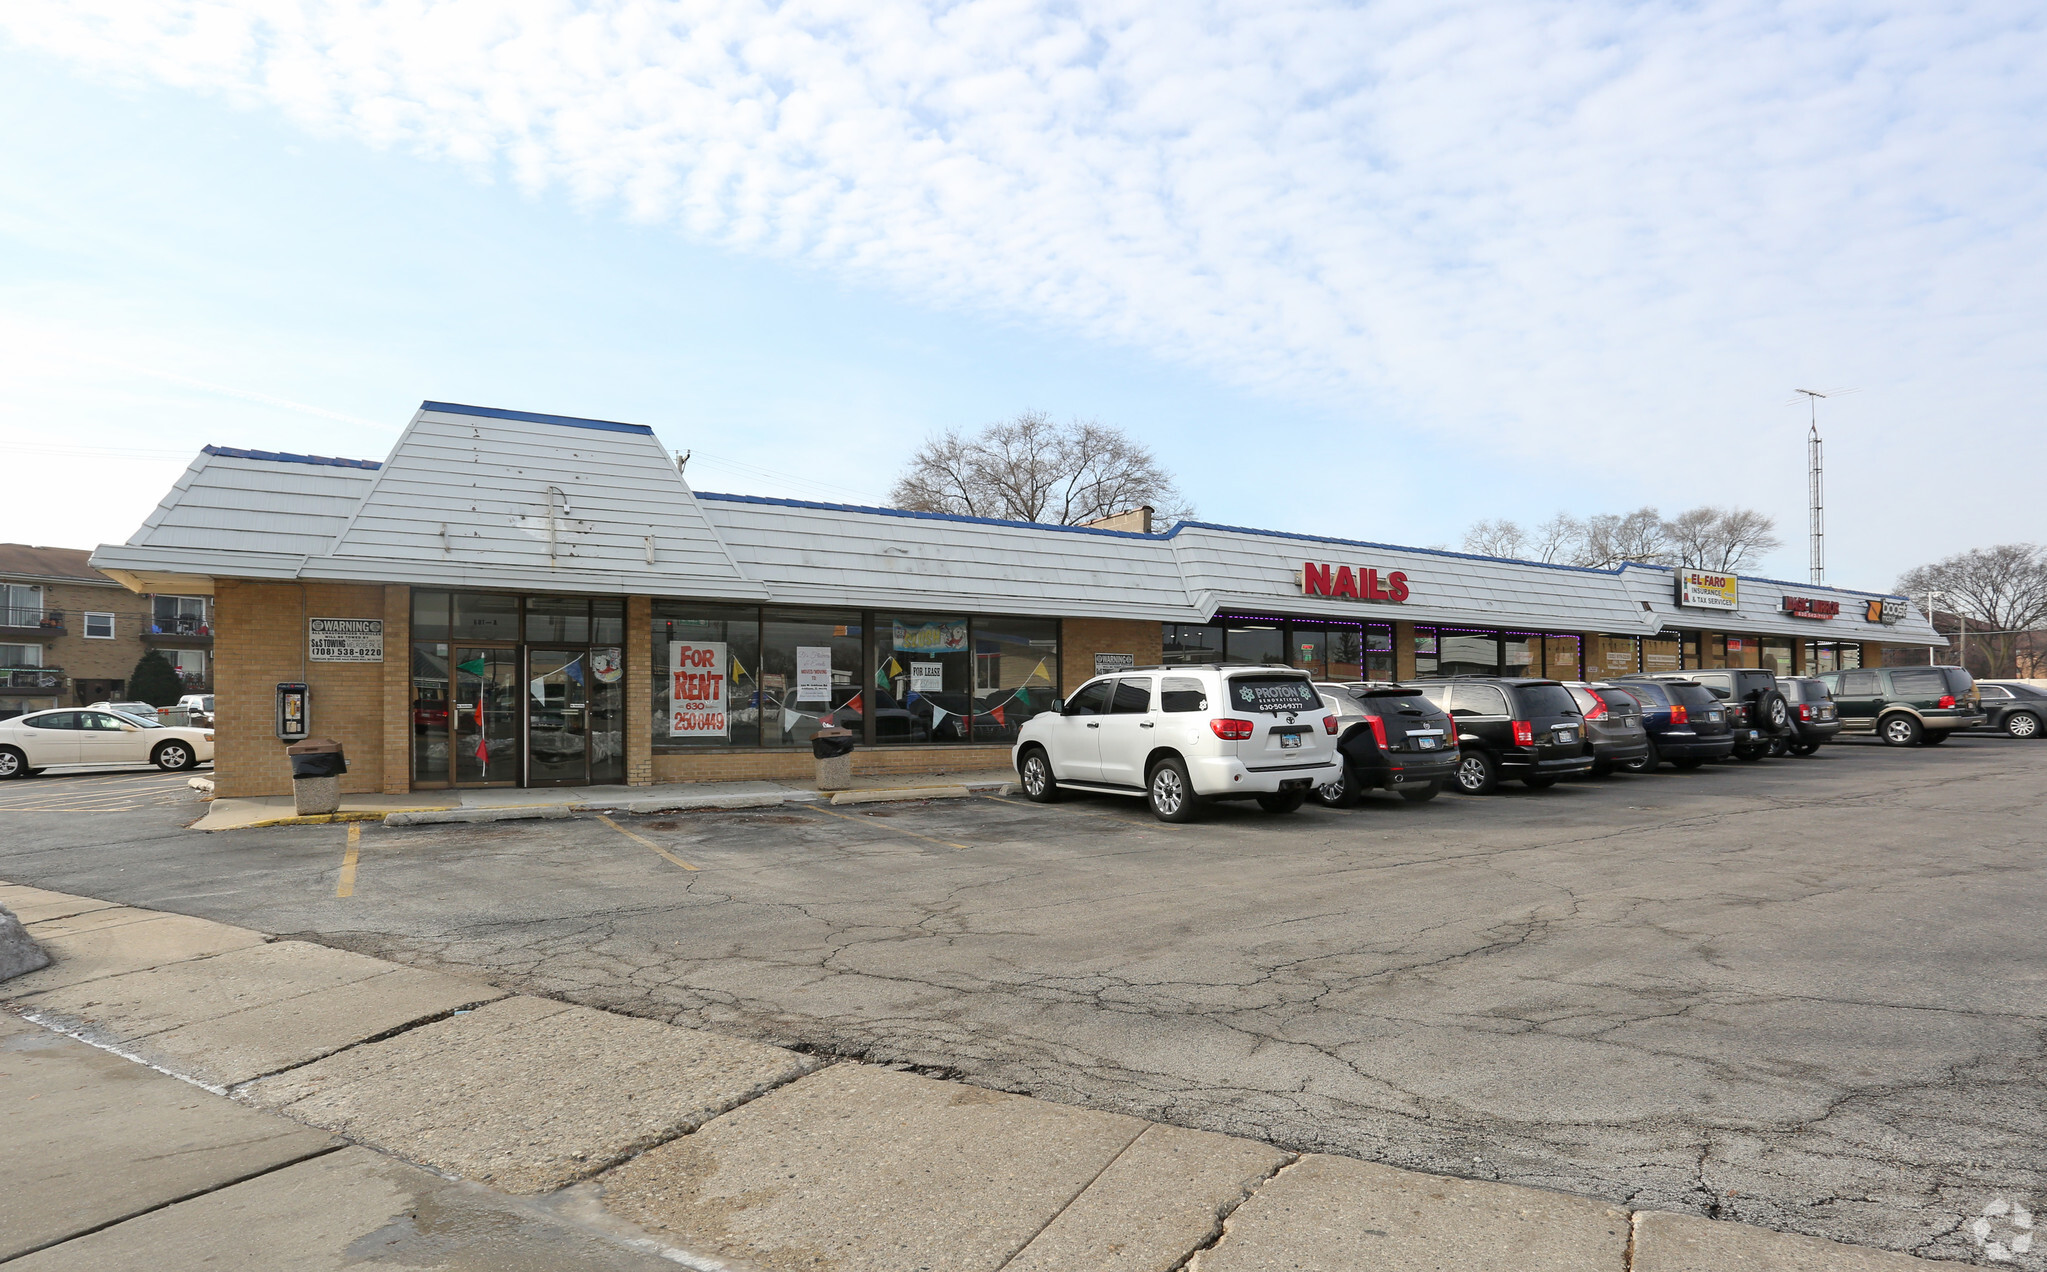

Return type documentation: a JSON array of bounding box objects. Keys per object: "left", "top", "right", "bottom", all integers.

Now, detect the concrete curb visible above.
[
  {"left": 577, "top": 793, "right": 788, "bottom": 816},
  {"left": 239, "top": 810, "right": 429, "bottom": 829},
  {"left": 829, "top": 785, "right": 974, "bottom": 806},
  {"left": 383, "top": 806, "right": 575, "bottom": 827}
]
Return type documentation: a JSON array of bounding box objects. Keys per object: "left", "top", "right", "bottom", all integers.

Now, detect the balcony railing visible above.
[
  {"left": 2, "top": 667, "right": 63, "bottom": 691},
  {"left": 1, "top": 607, "right": 63, "bottom": 634},
  {"left": 149, "top": 616, "right": 212, "bottom": 636}
]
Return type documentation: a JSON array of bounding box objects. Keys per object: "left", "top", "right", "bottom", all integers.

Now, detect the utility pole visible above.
[
  {"left": 1923, "top": 589, "right": 1944, "bottom": 666},
  {"left": 1796, "top": 389, "right": 1825, "bottom": 585}
]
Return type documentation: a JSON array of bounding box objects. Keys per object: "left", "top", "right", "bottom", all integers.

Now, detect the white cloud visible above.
[{"left": 7, "top": 0, "right": 2045, "bottom": 570}]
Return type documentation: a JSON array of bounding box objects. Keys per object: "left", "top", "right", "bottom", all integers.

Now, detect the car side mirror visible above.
[
  {"left": 120, "top": 724, "right": 138, "bottom": 732},
  {"left": 1049, "top": 698, "right": 1064, "bottom": 714}
]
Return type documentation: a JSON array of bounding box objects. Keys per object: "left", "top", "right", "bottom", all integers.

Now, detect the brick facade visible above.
[
  {"left": 1059, "top": 618, "right": 1163, "bottom": 687},
  {"left": 379, "top": 585, "right": 412, "bottom": 795},
  {"left": 213, "top": 580, "right": 392, "bottom": 798},
  {"left": 652, "top": 744, "right": 1013, "bottom": 784},
  {"left": 625, "top": 595, "right": 653, "bottom": 786}
]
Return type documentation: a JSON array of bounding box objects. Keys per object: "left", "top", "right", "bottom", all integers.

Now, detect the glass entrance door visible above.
[
  {"left": 454, "top": 647, "right": 520, "bottom": 786},
  {"left": 525, "top": 649, "right": 592, "bottom": 785}
]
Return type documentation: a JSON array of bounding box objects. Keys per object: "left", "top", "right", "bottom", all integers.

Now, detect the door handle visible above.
[
  {"left": 1139, "top": 722, "right": 1154, "bottom": 728},
  {"left": 1086, "top": 722, "right": 1100, "bottom": 728}
]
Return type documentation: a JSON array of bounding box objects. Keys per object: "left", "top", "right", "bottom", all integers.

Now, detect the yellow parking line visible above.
[
  {"left": 596, "top": 814, "right": 699, "bottom": 871},
  {"left": 802, "top": 802, "right": 970, "bottom": 851},
  {"left": 336, "top": 823, "right": 360, "bottom": 898}
]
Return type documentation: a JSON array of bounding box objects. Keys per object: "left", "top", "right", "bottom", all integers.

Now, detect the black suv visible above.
[
  {"left": 1560, "top": 681, "right": 1652, "bottom": 775},
  {"left": 1771, "top": 677, "right": 1841, "bottom": 755},
  {"left": 1606, "top": 678, "right": 1736, "bottom": 770},
  {"left": 1311, "top": 682, "right": 1460, "bottom": 806},
  {"left": 1660, "top": 668, "right": 1790, "bottom": 760},
  {"left": 1409, "top": 677, "right": 1594, "bottom": 794},
  {"left": 1975, "top": 682, "right": 2047, "bottom": 740},
  {"left": 1821, "top": 665, "right": 1984, "bottom": 745}
]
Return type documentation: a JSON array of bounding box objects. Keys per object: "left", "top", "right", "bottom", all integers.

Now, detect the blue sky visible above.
[{"left": 3, "top": 2, "right": 2043, "bottom": 592}]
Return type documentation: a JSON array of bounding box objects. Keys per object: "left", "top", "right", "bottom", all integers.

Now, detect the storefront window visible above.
[
  {"left": 1364, "top": 624, "right": 1394, "bottom": 680},
  {"left": 526, "top": 596, "right": 590, "bottom": 643},
  {"left": 1328, "top": 626, "right": 1362, "bottom": 680},
  {"left": 452, "top": 592, "right": 520, "bottom": 643},
  {"left": 1541, "top": 634, "right": 1581, "bottom": 681},
  {"left": 1291, "top": 625, "right": 1326, "bottom": 676},
  {"left": 412, "top": 641, "right": 450, "bottom": 785},
  {"left": 1804, "top": 641, "right": 1861, "bottom": 673},
  {"left": 877, "top": 614, "right": 972, "bottom": 743},
  {"left": 1163, "top": 624, "right": 1223, "bottom": 664},
  {"left": 1413, "top": 626, "right": 1439, "bottom": 676},
  {"left": 1225, "top": 621, "right": 1285, "bottom": 665},
  {"left": 412, "top": 591, "right": 452, "bottom": 641},
  {"left": 1644, "top": 636, "right": 1682, "bottom": 673},
  {"left": 1436, "top": 629, "right": 1500, "bottom": 676},
  {"left": 1502, "top": 634, "right": 1536, "bottom": 675},
  {"left": 1592, "top": 635, "right": 1638, "bottom": 679},
  {"left": 592, "top": 598, "right": 625, "bottom": 646},
  {"left": 654, "top": 602, "right": 762, "bottom": 750},
  {"left": 761, "top": 609, "right": 864, "bottom": 747},
  {"left": 971, "top": 617, "right": 1059, "bottom": 744}
]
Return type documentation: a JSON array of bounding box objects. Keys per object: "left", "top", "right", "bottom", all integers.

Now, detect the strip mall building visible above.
[{"left": 90, "top": 402, "right": 1945, "bottom": 797}]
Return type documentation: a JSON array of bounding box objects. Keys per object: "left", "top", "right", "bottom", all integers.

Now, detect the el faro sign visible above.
[{"left": 1301, "top": 562, "right": 1410, "bottom": 603}]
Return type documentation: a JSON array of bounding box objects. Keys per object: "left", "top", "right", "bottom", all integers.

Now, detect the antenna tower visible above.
[{"left": 1796, "top": 389, "right": 1825, "bottom": 585}]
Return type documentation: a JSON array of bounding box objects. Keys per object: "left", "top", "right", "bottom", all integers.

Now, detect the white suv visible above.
[{"left": 1012, "top": 664, "right": 1341, "bottom": 822}]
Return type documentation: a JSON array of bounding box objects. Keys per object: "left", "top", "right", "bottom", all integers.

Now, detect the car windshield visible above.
[
  {"left": 108, "top": 710, "right": 164, "bottom": 729},
  {"left": 1226, "top": 674, "right": 1324, "bottom": 714}
]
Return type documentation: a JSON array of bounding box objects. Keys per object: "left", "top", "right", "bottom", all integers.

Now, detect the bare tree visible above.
[
  {"left": 890, "top": 410, "right": 1192, "bottom": 526},
  {"left": 1666, "top": 506, "right": 1783, "bottom": 572},
  {"left": 1528, "top": 513, "right": 1581, "bottom": 564},
  {"left": 1462, "top": 518, "right": 1527, "bottom": 558},
  {"left": 1575, "top": 508, "right": 1673, "bottom": 570},
  {"left": 1897, "top": 544, "right": 2047, "bottom": 678}
]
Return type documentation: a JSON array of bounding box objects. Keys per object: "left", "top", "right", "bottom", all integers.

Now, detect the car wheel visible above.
[
  {"left": 1399, "top": 781, "right": 1441, "bottom": 803},
  {"left": 153, "top": 741, "right": 196, "bottom": 772},
  {"left": 1257, "top": 791, "right": 1306, "bottom": 814},
  {"left": 1522, "top": 775, "right": 1557, "bottom": 789},
  {"left": 1147, "top": 757, "right": 1199, "bottom": 823},
  {"left": 2006, "top": 712, "right": 2041, "bottom": 740},
  {"left": 1452, "top": 750, "right": 1498, "bottom": 795},
  {"left": 1672, "top": 757, "right": 1706, "bottom": 771},
  {"left": 1920, "top": 730, "right": 1950, "bottom": 745},
  {"left": 1879, "top": 714, "right": 1922, "bottom": 747},
  {"left": 1789, "top": 741, "right": 1821, "bottom": 756},
  {"left": 1310, "top": 766, "right": 1359, "bottom": 808},
  {"left": 1018, "top": 748, "right": 1060, "bottom": 803},
  {"left": 0, "top": 746, "right": 26, "bottom": 780},
  {"left": 1621, "top": 740, "right": 1657, "bottom": 773}
]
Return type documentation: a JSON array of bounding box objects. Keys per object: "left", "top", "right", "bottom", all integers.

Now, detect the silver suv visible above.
[{"left": 1013, "top": 664, "right": 1341, "bottom": 822}]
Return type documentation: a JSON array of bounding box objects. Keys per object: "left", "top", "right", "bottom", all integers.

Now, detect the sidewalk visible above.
[
  {"left": 2, "top": 880, "right": 1952, "bottom": 1271},
  {"left": 191, "top": 768, "right": 1019, "bottom": 830}
]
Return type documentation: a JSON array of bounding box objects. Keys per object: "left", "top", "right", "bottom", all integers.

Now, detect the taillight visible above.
[
  {"left": 1582, "top": 690, "right": 1608, "bottom": 721},
  {"left": 1670, "top": 704, "right": 1688, "bottom": 725},
  {"left": 1798, "top": 703, "right": 1812, "bottom": 721},
  {"left": 1511, "top": 720, "right": 1534, "bottom": 746},
  {"left": 1938, "top": 695, "right": 1956, "bottom": 709},
  {"left": 1323, "top": 714, "right": 1339, "bottom": 735},
  {"left": 1367, "top": 715, "right": 1389, "bottom": 750},
  {"left": 1209, "top": 718, "right": 1255, "bottom": 740}
]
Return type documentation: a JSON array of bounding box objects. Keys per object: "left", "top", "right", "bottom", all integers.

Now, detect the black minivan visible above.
[
  {"left": 1409, "top": 677, "right": 1595, "bottom": 794},
  {"left": 1311, "top": 682, "right": 1460, "bottom": 805}
]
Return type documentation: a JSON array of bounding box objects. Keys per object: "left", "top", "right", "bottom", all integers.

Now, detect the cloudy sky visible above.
[{"left": 2, "top": 1, "right": 2041, "bottom": 589}]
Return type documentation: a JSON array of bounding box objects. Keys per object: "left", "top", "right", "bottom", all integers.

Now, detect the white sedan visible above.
[{"left": 0, "top": 708, "right": 214, "bottom": 779}]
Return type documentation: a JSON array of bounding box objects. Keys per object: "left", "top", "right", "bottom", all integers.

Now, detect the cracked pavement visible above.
[{"left": 3, "top": 735, "right": 2043, "bottom": 1267}]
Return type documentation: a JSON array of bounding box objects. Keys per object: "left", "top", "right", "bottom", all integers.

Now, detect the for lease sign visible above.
[
  {"left": 1677, "top": 571, "right": 1739, "bottom": 610},
  {"left": 308, "top": 618, "right": 384, "bottom": 662},
  {"left": 669, "top": 641, "right": 728, "bottom": 737}
]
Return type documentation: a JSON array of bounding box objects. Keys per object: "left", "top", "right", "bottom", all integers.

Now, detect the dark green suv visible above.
[{"left": 1819, "top": 665, "right": 1984, "bottom": 746}]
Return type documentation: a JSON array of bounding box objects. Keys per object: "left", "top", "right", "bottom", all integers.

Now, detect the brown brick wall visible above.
[
  {"left": 626, "top": 595, "right": 653, "bottom": 786},
  {"left": 651, "top": 744, "right": 1013, "bottom": 784},
  {"left": 214, "top": 580, "right": 391, "bottom": 798},
  {"left": 1059, "top": 618, "right": 1162, "bottom": 688},
  {"left": 1393, "top": 621, "right": 1417, "bottom": 681},
  {"left": 379, "top": 585, "right": 411, "bottom": 794}
]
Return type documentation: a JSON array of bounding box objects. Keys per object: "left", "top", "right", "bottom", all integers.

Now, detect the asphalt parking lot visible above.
[{"left": 4, "top": 734, "right": 2044, "bottom": 1265}]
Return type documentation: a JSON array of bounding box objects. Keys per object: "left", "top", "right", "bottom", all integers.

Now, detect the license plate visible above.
[
  {"left": 1557, "top": 731, "right": 1576, "bottom": 743},
  {"left": 1416, "top": 736, "right": 1437, "bottom": 750},
  {"left": 1279, "top": 733, "right": 1301, "bottom": 749},
  {"left": 1708, "top": 712, "right": 1722, "bottom": 722}
]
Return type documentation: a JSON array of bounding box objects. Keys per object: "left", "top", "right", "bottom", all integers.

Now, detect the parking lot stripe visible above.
[
  {"left": 982, "top": 793, "right": 1149, "bottom": 825},
  {"left": 336, "top": 822, "right": 361, "bottom": 898},
  {"left": 596, "top": 813, "right": 700, "bottom": 871},
  {"left": 801, "top": 803, "right": 970, "bottom": 851}
]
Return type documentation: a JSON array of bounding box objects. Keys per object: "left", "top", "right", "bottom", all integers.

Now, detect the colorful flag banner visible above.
[{"left": 929, "top": 704, "right": 948, "bottom": 733}]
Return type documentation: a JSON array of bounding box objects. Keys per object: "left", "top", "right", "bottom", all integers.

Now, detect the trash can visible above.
[
  {"left": 810, "top": 727, "right": 856, "bottom": 792},
  {"left": 286, "top": 737, "right": 347, "bottom": 816}
]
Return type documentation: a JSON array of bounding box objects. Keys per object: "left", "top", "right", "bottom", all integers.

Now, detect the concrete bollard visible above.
[
  {"left": 814, "top": 751, "right": 854, "bottom": 791},
  {"left": 293, "top": 774, "right": 342, "bottom": 816},
  {"left": 0, "top": 904, "right": 50, "bottom": 982}
]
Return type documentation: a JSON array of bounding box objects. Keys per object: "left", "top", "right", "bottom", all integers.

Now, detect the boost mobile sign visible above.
[{"left": 1677, "top": 571, "right": 1738, "bottom": 610}]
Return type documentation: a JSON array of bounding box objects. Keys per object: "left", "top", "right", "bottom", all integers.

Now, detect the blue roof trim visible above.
[
  {"left": 202, "top": 444, "right": 381, "bottom": 470},
  {"left": 694, "top": 491, "right": 1170, "bottom": 539},
  {"left": 420, "top": 401, "right": 654, "bottom": 435}
]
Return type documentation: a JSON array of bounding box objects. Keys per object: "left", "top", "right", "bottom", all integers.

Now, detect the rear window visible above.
[
  {"left": 1617, "top": 681, "right": 1669, "bottom": 707},
  {"left": 1160, "top": 676, "right": 1209, "bottom": 713},
  {"left": 1888, "top": 669, "right": 1946, "bottom": 697},
  {"left": 1669, "top": 684, "right": 1719, "bottom": 709},
  {"left": 1784, "top": 679, "right": 1828, "bottom": 702},
  {"left": 1513, "top": 685, "right": 1580, "bottom": 718},
  {"left": 1942, "top": 667, "right": 1975, "bottom": 694},
  {"left": 1226, "top": 674, "right": 1323, "bottom": 714},
  {"left": 1565, "top": 686, "right": 1598, "bottom": 714}
]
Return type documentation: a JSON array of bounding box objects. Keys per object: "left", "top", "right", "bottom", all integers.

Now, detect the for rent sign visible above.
[
  {"left": 668, "top": 641, "right": 728, "bottom": 737},
  {"left": 1301, "top": 562, "right": 1410, "bottom": 603},
  {"left": 308, "top": 618, "right": 384, "bottom": 662}
]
